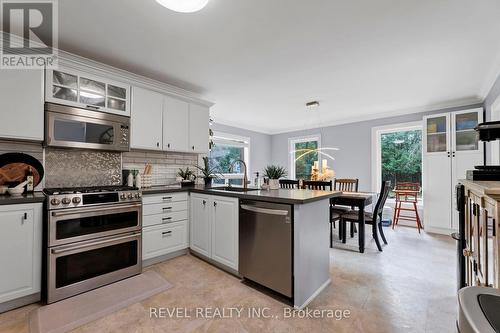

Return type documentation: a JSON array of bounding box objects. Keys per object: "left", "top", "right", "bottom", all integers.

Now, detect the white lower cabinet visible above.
[
  {"left": 190, "top": 193, "right": 238, "bottom": 271},
  {"left": 142, "top": 193, "right": 189, "bottom": 262},
  {"left": 0, "top": 203, "right": 42, "bottom": 305},
  {"left": 142, "top": 222, "right": 188, "bottom": 260}
]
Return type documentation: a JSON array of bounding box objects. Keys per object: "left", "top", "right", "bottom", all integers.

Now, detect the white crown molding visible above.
[{"left": 216, "top": 97, "right": 484, "bottom": 136}]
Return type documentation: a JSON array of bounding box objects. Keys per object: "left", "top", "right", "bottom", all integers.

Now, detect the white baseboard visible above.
[
  {"left": 425, "top": 225, "right": 455, "bottom": 236},
  {"left": 294, "top": 279, "right": 331, "bottom": 310}
]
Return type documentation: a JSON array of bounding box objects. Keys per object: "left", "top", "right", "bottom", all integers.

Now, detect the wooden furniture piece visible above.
[
  {"left": 392, "top": 182, "right": 423, "bottom": 233},
  {"left": 302, "top": 180, "right": 332, "bottom": 191},
  {"left": 339, "top": 181, "right": 390, "bottom": 252},
  {"left": 331, "top": 191, "right": 375, "bottom": 253},
  {"left": 332, "top": 178, "right": 359, "bottom": 236},
  {"left": 423, "top": 109, "right": 483, "bottom": 234},
  {"left": 279, "top": 179, "right": 300, "bottom": 189},
  {"left": 462, "top": 180, "right": 500, "bottom": 288}
]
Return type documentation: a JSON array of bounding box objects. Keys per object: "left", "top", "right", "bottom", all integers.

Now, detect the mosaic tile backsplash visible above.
[
  {"left": 122, "top": 151, "right": 199, "bottom": 186},
  {"left": 45, "top": 148, "right": 122, "bottom": 188}
]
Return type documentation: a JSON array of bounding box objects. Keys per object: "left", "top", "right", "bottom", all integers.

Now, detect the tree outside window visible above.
[{"left": 380, "top": 129, "right": 422, "bottom": 198}]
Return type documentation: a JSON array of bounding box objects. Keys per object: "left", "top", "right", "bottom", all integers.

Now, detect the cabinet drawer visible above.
[
  {"left": 143, "top": 201, "right": 188, "bottom": 216},
  {"left": 142, "top": 222, "right": 187, "bottom": 260},
  {"left": 143, "top": 211, "right": 188, "bottom": 228},
  {"left": 143, "top": 192, "right": 188, "bottom": 205}
]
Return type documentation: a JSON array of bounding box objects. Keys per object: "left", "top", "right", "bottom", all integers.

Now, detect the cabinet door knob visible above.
[
  {"left": 214, "top": 201, "right": 217, "bottom": 207},
  {"left": 192, "top": 146, "right": 195, "bottom": 150},
  {"left": 167, "top": 143, "right": 171, "bottom": 148},
  {"left": 157, "top": 142, "right": 160, "bottom": 147},
  {"left": 202, "top": 200, "right": 206, "bottom": 205}
]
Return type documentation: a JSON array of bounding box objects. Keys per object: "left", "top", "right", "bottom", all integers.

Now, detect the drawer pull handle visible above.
[
  {"left": 162, "top": 231, "right": 172, "bottom": 237},
  {"left": 162, "top": 217, "right": 172, "bottom": 223},
  {"left": 163, "top": 207, "right": 173, "bottom": 210},
  {"left": 162, "top": 197, "right": 172, "bottom": 200}
]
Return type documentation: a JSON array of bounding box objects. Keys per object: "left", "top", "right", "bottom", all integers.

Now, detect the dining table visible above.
[{"left": 331, "top": 191, "right": 377, "bottom": 253}]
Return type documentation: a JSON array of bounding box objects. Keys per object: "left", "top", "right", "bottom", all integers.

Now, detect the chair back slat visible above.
[
  {"left": 279, "top": 179, "right": 300, "bottom": 189},
  {"left": 373, "top": 181, "right": 390, "bottom": 219},
  {"left": 302, "top": 180, "right": 332, "bottom": 191},
  {"left": 334, "top": 178, "right": 359, "bottom": 192}
]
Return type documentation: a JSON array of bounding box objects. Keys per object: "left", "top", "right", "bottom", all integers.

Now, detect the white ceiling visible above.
[{"left": 55, "top": 0, "right": 500, "bottom": 134}]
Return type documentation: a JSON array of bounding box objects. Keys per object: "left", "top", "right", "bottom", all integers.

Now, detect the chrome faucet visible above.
[{"left": 229, "top": 159, "right": 249, "bottom": 190}]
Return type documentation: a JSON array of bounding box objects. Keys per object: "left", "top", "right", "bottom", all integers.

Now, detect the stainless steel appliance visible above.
[
  {"left": 44, "top": 186, "right": 142, "bottom": 303},
  {"left": 454, "top": 183, "right": 466, "bottom": 290},
  {"left": 239, "top": 200, "right": 293, "bottom": 298},
  {"left": 458, "top": 286, "right": 500, "bottom": 333},
  {"left": 45, "top": 103, "right": 130, "bottom": 152}
]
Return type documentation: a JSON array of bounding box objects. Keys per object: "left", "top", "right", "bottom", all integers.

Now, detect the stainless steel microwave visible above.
[{"left": 45, "top": 103, "right": 130, "bottom": 152}]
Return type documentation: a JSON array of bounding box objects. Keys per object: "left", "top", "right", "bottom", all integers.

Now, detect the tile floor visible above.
[{"left": 0, "top": 226, "right": 457, "bottom": 333}]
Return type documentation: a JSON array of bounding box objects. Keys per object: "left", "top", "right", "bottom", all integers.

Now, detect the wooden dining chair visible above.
[
  {"left": 392, "top": 182, "right": 422, "bottom": 233},
  {"left": 339, "top": 180, "right": 390, "bottom": 252},
  {"left": 332, "top": 178, "right": 359, "bottom": 236},
  {"left": 279, "top": 179, "right": 300, "bottom": 189},
  {"left": 302, "top": 180, "right": 332, "bottom": 191}
]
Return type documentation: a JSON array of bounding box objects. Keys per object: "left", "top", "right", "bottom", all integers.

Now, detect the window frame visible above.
[
  {"left": 288, "top": 134, "right": 321, "bottom": 180},
  {"left": 210, "top": 131, "right": 250, "bottom": 185},
  {"left": 371, "top": 121, "right": 423, "bottom": 201}
]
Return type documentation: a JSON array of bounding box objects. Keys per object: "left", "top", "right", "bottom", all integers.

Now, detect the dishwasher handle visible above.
[{"left": 240, "top": 204, "right": 289, "bottom": 216}]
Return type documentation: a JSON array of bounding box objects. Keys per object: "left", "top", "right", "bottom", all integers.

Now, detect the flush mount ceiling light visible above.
[
  {"left": 306, "top": 101, "right": 320, "bottom": 109},
  {"left": 155, "top": 0, "right": 209, "bottom": 13}
]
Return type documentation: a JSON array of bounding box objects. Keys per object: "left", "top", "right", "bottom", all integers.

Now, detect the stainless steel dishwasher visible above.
[{"left": 239, "top": 200, "right": 293, "bottom": 298}]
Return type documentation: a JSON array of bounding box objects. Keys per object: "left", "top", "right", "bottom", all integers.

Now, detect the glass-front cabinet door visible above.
[
  {"left": 46, "top": 68, "right": 130, "bottom": 116},
  {"left": 425, "top": 114, "right": 449, "bottom": 154},
  {"left": 452, "top": 110, "right": 482, "bottom": 153}
]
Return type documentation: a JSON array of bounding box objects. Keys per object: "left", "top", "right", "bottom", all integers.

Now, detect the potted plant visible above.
[
  {"left": 194, "top": 157, "right": 221, "bottom": 187},
  {"left": 263, "top": 165, "right": 287, "bottom": 190},
  {"left": 177, "top": 167, "right": 195, "bottom": 187}
]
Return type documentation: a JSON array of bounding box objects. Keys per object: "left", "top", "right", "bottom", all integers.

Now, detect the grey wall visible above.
[
  {"left": 271, "top": 104, "right": 483, "bottom": 191},
  {"left": 211, "top": 123, "right": 272, "bottom": 177},
  {"left": 484, "top": 73, "right": 500, "bottom": 117}
]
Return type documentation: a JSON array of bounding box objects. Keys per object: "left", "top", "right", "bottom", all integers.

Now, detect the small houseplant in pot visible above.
[
  {"left": 194, "top": 157, "right": 221, "bottom": 187},
  {"left": 177, "top": 167, "right": 195, "bottom": 187},
  {"left": 263, "top": 165, "right": 287, "bottom": 190}
]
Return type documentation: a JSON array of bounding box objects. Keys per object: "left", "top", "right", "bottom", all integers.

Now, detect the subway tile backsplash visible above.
[
  {"left": 122, "top": 151, "right": 199, "bottom": 186},
  {"left": 0, "top": 139, "right": 200, "bottom": 188}
]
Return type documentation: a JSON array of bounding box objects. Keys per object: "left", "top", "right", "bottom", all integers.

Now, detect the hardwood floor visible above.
[{"left": 0, "top": 227, "right": 456, "bottom": 333}]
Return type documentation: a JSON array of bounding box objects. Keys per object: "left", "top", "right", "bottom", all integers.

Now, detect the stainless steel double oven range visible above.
[{"left": 43, "top": 186, "right": 142, "bottom": 303}]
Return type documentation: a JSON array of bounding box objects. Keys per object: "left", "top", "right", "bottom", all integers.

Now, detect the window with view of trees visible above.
[
  {"left": 209, "top": 133, "right": 249, "bottom": 186},
  {"left": 380, "top": 129, "right": 422, "bottom": 198},
  {"left": 289, "top": 136, "right": 320, "bottom": 180}
]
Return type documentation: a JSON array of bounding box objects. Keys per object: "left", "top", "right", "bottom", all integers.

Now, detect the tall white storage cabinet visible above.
[{"left": 423, "top": 108, "right": 483, "bottom": 234}]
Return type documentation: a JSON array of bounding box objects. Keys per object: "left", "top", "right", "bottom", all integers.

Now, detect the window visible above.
[
  {"left": 289, "top": 135, "right": 321, "bottom": 180},
  {"left": 209, "top": 132, "right": 250, "bottom": 186},
  {"left": 372, "top": 123, "right": 422, "bottom": 199}
]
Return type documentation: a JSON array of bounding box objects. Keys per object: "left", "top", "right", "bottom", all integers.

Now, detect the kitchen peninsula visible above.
[{"left": 142, "top": 185, "right": 341, "bottom": 309}]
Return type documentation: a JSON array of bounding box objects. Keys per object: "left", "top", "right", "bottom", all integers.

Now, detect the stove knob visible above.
[
  {"left": 134, "top": 193, "right": 141, "bottom": 199},
  {"left": 51, "top": 198, "right": 61, "bottom": 206},
  {"left": 127, "top": 193, "right": 133, "bottom": 199},
  {"left": 72, "top": 197, "right": 81, "bottom": 204},
  {"left": 120, "top": 193, "right": 127, "bottom": 200},
  {"left": 62, "top": 198, "right": 71, "bottom": 205}
]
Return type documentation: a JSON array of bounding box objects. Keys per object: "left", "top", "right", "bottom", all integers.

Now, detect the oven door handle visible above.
[
  {"left": 51, "top": 232, "right": 141, "bottom": 255},
  {"left": 51, "top": 203, "right": 142, "bottom": 217}
]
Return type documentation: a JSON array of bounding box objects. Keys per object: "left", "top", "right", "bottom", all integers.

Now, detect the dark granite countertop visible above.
[
  {"left": 141, "top": 185, "right": 340, "bottom": 204},
  {"left": 0, "top": 192, "right": 46, "bottom": 205}
]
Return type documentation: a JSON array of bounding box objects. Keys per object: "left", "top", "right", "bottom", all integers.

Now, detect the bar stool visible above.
[{"left": 392, "top": 182, "right": 423, "bottom": 233}]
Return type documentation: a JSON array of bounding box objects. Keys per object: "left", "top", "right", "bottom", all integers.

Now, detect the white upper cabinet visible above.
[
  {"left": 46, "top": 67, "right": 131, "bottom": 116},
  {"left": 189, "top": 103, "right": 210, "bottom": 153},
  {"left": 163, "top": 95, "right": 189, "bottom": 152},
  {"left": 131, "top": 87, "right": 163, "bottom": 150},
  {"left": 0, "top": 69, "right": 44, "bottom": 141}
]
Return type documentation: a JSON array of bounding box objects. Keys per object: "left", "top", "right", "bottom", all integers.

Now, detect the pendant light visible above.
[{"left": 156, "top": 0, "right": 209, "bottom": 13}]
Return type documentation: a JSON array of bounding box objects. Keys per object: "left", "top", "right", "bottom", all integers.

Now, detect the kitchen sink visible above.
[{"left": 210, "top": 186, "right": 260, "bottom": 192}]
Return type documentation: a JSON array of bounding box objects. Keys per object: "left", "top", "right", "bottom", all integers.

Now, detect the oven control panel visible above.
[{"left": 47, "top": 191, "right": 142, "bottom": 210}]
